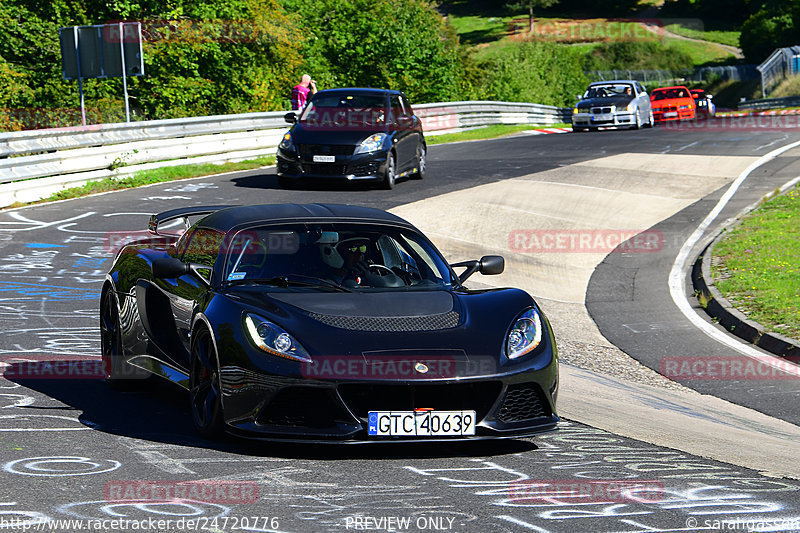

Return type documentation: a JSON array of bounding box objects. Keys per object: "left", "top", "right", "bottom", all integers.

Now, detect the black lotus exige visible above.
[
  {"left": 276, "top": 88, "right": 426, "bottom": 189},
  {"left": 101, "top": 204, "right": 558, "bottom": 442}
]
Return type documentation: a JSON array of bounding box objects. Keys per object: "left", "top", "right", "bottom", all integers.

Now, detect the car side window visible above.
[
  {"left": 181, "top": 227, "right": 224, "bottom": 268},
  {"left": 401, "top": 95, "right": 414, "bottom": 116},
  {"left": 390, "top": 95, "right": 405, "bottom": 119}
]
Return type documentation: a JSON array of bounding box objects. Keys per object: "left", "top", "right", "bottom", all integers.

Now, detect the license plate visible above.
[
  {"left": 592, "top": 114, "right": 612, "bottom": 122},
  {"left": 313, "top": 155, "right": 335, "bottom": 163},
  {"left": 664, "top": 112, "right": 678, "bottom": 118},
  {"left": 368, "top": 410, "right": 476, "bottom": 436}
]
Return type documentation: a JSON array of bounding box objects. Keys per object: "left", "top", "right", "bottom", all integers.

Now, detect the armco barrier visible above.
[
  {"left": 0, "top": 101, "right": 570, "bottom": 207},
  {"left": 738, "top": 96, "right": 800, "bottom": 111}
]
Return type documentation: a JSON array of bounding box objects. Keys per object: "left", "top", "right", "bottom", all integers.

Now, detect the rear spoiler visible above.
[{"left": 148, "top": 205, "right": 236, "bottom": 235}]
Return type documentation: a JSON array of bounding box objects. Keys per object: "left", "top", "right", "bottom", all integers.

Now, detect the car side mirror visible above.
[
  {"left": 284, "top": 112, "right": 297, "bottom": 124},
  {"left": 395, "top": 114, "right": 414, "bottom": 128},
  {"left": 479, "top": 255, "right": 505, "bottom": 275},
  {"left": 152, "top": 257, "right": 190, "bottom": 278},
  {"left": 451, "top": 255, "right": 505, "bottom": 283},
  {"left": 152, "top": 257, "right": 212, "bottom": 286}
]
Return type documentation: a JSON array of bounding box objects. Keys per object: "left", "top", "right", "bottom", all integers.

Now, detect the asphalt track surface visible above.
[{"left": 1, "top": 119, "right": 800, "bottom": 532}]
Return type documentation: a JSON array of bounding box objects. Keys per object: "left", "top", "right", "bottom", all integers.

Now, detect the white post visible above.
[
  {"left": 119, "top": 22, "right": 131, "bottom": 122},
  {"left": 74, "top": 26, "right": 86, "bottom": 126}
]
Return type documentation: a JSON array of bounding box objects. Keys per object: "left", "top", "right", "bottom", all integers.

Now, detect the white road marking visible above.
[{"left": 668, "top": 139, "right": 800, "bottom": 376}]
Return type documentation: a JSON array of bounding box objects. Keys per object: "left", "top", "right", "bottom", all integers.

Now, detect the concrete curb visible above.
[{"left": 692, "top": 231, "right": 800, "bottom": 362}]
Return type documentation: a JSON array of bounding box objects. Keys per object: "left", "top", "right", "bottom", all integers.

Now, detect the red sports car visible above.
[{"left": 650, "top": 86, "right": 696, "bottom": 122}]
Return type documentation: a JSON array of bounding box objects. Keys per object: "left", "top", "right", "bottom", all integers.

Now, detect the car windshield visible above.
[
  {"left": 585, "top": 84, "right": 633, "bottom": 98},
  {"left": 652, "top": 88, "right": 690, "bottom": 100},
  {"left": 221, "top": 223, "right": 455, "bottom": 291},
  {"left": 299, "top": 94, "right": 387, "bottom": 128}
]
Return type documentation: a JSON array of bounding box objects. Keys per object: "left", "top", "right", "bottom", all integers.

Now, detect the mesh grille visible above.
[
  {"left": 308, "top": 311, "right": 459, "bottom": 332},
  {"left": 302, "top": 163, "right": 348, "bottom": 176},
  {"left": 339, "top": 381, "right": 502, "bottom": 420},
  {"left": 299, "top": 144, "right": 355, "bottom": 156},
  {"left": 496, "top": 383, "right": 550, "bottom": 423}
]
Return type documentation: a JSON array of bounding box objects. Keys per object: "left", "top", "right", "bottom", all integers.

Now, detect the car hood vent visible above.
[
  {"left": 307, "top": 311, "right": 460, "bottom": 332},
  {"left": 269, "top": 291, "right": 455, "bottom": 317}
]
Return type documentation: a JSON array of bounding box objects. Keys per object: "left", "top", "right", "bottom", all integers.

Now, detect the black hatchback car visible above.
[{"left": 276, "top": 88, "right": 426, "bottom": 189}]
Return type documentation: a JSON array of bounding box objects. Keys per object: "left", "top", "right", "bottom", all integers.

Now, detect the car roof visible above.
[
  {"left": 588, "top": 80, "right": 636, "bottom": 85},
  {"left": 199, "top": 203, "right": 415, "bottom": 233},
  {"left": 313, "top": 88, "right": 402, "bottom": 97},
  {"left": 652, "top": 86, "right": 690, "bottom": 91}
]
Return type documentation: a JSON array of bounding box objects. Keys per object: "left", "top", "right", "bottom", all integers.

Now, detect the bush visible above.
[
  {"left": 582, "top": 41, "right": 695, "bottom": 71},
  {"left": 280, "top": 0, "right": 465, "bottom": 104},
  {"left": 475, "top": 40, "right": 587, "bottom": 107}
]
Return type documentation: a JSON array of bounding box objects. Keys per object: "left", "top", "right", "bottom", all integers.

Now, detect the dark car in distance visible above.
[
  {"left": 276, "top": 88, "right": 426, "bottom": 189},
  {"left": 101, "top": 204, "right": 559, "bottom": 442}
]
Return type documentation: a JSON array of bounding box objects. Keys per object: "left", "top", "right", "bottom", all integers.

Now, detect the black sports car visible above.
[
  {"left": 101, "top": 204, "right": 558, "bottom": 442},
  {"left": 276, "top": 88, "right": 426, "bottom": 189}
]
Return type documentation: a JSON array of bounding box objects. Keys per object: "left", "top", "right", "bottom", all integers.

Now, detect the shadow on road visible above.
[{"left": 5, "top": 360, "right": 538, "bottom": 460}]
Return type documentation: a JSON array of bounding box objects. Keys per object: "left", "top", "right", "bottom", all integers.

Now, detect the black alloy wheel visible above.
[{"left": 190, "top": 327, "right": 224, "bottom": 438}]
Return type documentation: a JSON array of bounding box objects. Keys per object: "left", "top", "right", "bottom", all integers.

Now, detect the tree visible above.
[
  {"left": 504, "top": 0, "right": 558, "bottom": 33},
  {"left": 739, "top": 1, "right": 800, "bottom": 62}
]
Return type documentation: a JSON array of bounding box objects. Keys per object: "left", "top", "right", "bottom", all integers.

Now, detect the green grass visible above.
[
  {"left": 658, "top": 35, "right": 737, "bottom": 66},
  {"left": 664, "top": 24, "right": 740, "bottom": 48},
  {"left": 27, "top": 155, "right": 275, "bottom": 206},
  {"left": 426, "top": 123, "right": 569, "bottom": 145},
  {"left": 770, "top": 76, "right": 800, "bottom": 98},
  {"left": 710, "top": 186, "right": 800, "bottom": 340},
  {"left": 451, "top": 13, "right": 737, "bottom": 67}
]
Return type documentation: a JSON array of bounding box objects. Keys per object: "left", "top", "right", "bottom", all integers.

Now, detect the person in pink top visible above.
[{"left": 291, "top": 74, "right": 317, "bottom": 111}]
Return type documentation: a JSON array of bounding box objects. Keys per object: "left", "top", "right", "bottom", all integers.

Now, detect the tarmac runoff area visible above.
[{"left": 391, "top": 151, "right": 800, "bottom": 480}]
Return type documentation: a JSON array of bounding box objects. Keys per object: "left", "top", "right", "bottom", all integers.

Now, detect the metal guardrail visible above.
[
  {"left": 738, "top": 96, "right": 800, "bottom": 111},
  {"left": 587, "top": 66, "right": 758, "bottom": 85},
  {"left": 0, "top": 101, "right": 569, "bottom": 207}
]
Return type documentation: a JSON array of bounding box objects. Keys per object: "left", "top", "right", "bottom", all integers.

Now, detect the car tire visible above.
[
  {"left": 100, "top": 288, "right": 146, "bottom": 390},
  {"left": 190, "top": 326, "right": 225, "bottom": 439},
  {"left": 411, "top": 144, "right": 426, "bottom": 180},
  {"left": 633, "top": 111, "right": 642, "bottom": 130},
  {"left": 572, "top": 127, "right": 586, "bottom": 132},
  {"left": 645, "top": 110, "right": 654, "bottom": 128},
  {"left": 382, "top": 151, "right": 397, "bottom": 190}
]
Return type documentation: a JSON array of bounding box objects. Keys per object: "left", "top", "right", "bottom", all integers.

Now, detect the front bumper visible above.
[
  {"left": 276, "top": 146, "right": 387, "bottom": 181},
  {"left": 572, "top": 111, "right": 636, "bottom": 129},
  {"left": 220, "top": 373, "right": 559, "bottom": 442},
  {"left": 653, "top": 108, "right": 695, "bottom": 122},
  {"left": 218, "top": 341, "right": 559, "bottom": 442}
]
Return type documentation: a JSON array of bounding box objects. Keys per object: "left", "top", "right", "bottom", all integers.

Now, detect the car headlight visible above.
[
  {"left": 354, "top": 133, "right": 387, "bottom": 154},
  {"left": 573, "top": 107, "right": 580, "bottom": 114},
  {"left": 244, "top": 313, "right": 312, "bottom": 363},
  {"left": 279, "top": 132, "right": 294, "bottom": 151},
  {"left": 505, "top": 308, "right": 543, "bottom": 360},
  {"left": 627, "top": 103, "right": 635, "bottom": 112}
]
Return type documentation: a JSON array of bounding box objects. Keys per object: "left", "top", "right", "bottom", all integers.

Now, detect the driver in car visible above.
[{"left": 330, "top": 238, "right": 381, "bottom": 286}]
